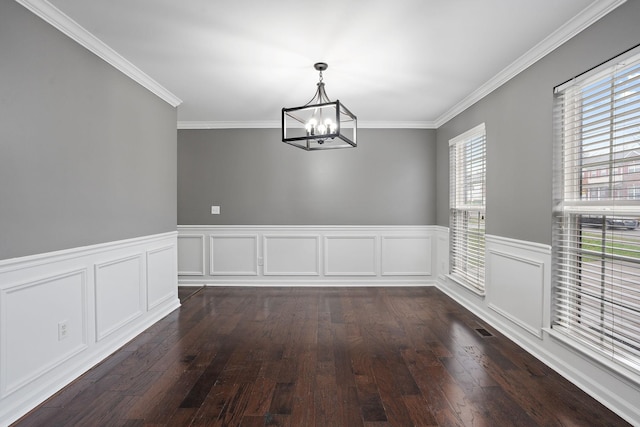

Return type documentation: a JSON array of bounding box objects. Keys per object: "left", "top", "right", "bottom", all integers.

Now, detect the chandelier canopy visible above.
[{"left": 282, "top": 62, "right": 357, "bottom": 151}]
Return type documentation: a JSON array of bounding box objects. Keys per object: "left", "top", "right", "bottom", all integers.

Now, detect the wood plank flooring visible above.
[{"left": 12, "top": 287, "right": 630, "bottom": 426}]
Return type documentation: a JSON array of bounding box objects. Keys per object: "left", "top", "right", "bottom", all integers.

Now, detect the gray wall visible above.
[
  {"left": 178, "top": 128, "right": 436, "bottom": 225},
  {"left": 0, "top": 1, "right": 177, "bottom": 260},
  {"left": 435, "top": 0, "right": 640, "bottom": 245}
]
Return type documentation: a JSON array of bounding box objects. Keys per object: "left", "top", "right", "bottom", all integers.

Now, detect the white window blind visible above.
[
  {"left": 449, "top": 123, "right": 486, "bottom": 293},
  {"left": 553, "top": 47, "right": 640, "bottom": 373}
]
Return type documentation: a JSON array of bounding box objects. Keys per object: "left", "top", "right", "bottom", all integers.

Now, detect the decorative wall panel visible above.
[
  {"left": 177, "top": 234, "right": 205, "bottom": 276},
  {"left": 210, "top": 235, "right": 258, "bottom": 275},
  {"left": 94, "top": 255, "right": 144, "bottom": 341},
  {"left": 147, "top": 245, "right": 177, "bottom": 310},
  {"left": 485, "top": 236, "right": 548, "bottom": 339},
  {"left": 324, "top": 236, "right": 377, "bottom": 276},
  {"left": 1, "top": 269, "right": 87, "bottom": 397},
  {"left": 381, "top": 236, "right": 432, "bottom": 276},
  {"left": 264, "top": 235, "right": 320, "bottom": 276}
]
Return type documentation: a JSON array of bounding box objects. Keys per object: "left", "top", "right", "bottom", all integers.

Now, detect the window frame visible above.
[
  {"left": 448, "top": 123, "right": 487, "bottom": 295},
  {"left": 552, "top": 46, "right": 640, "bottom": 378}
]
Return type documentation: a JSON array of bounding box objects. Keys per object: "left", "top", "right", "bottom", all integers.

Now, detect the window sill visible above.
[
  {"left": 445, "top": 274, "right": 486, "bottom": 297},
  {"left": 545, "top": 327, "right": 640, "bottom": 389}
]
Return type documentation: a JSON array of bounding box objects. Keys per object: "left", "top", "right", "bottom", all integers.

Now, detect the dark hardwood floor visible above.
[{"left": 13, "top": 287, "right": 629, "bottom": 426}]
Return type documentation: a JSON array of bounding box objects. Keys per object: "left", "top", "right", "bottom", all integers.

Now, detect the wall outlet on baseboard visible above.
[{"left": 211, "top": 205, "right": 220, "bottom": 215}]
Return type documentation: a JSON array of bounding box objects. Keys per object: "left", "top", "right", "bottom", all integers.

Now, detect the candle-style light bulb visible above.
[
  {"left": 306, "top": 118, "right": 317, "bottom": 136},
  {"left": 324, "top": 118, "right": 335, "bottom": 134}
]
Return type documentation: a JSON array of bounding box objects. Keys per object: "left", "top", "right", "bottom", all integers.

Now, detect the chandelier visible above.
[{"left": 282, "top": 62, "right": 357, "bottom": 151}]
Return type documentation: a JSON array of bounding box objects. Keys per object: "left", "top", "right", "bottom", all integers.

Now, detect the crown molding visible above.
[
  {"left": 17, "top": 0, "right": 624, "bottom": 128},
  {"left": 177, "top": 120, "right": 436, "bottom": 130},
  {"left": 434, "top": 0, "right": 626, "bottom": 127},
  {"left": 178, "top": 121, "right": 280, "bottom": 129},
  {"left": 358, "top": 121, "right": 437, "bottom": 129},
  {"left": 16, "top": 0, "right": 182, "bottom": 108}
]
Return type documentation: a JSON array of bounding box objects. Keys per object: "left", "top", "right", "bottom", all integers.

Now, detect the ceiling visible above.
[{"left": 32, "top": 0, "right": 623, "bottom": 128}]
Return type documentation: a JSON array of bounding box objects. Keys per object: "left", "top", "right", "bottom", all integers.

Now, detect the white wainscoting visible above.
[
  {"left": 210, "top": 235, "right": 258, "bottom": 276},
  {"left": 1, "top": 269, "right": 88, "bottom": 398},
  {"left": 435, "top": 228, "right": 551, "bottom": 338},
  {"left": 264, "top": 235, "right": 320, "bottom": 276},
  {"left": 435, "top": 228, "right": 449, "bottom": 281},
  {"left": 324, "top": 236, "right": 377, "bottom": 276},
  {"left": 0, "top": 232, "right": 179, "bottom": 427},
  {"left": 436, "top": 229, "right": 640, "bottom": 425},
  {"left": 147, "top": 245, "right": 180, "bottom": 310},
  {"left": 94, "top": 254, "right": 144, "bottom": 341},
  {"left": 485, "top": 235, "right": 549, "bottom": 339},
  {"left": 381, "top": 235, "right": 432, "bottom": 276},
  {"left": 178, "top": 226, "right": 436, "bottom": 286},
  {"left": 177, "top": 234, "right": 205, "bottom": 276}
]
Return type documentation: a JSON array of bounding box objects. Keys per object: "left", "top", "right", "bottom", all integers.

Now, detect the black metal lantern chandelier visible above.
[{"left": 282, "top": 62, "right": 357, "bottom": 151}]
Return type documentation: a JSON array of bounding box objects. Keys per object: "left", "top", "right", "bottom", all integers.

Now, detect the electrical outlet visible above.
[
  {"left": 58, "top": 320, "right": 68, "bottom": 341},
  {"left": 211, "top": 205, "right": 220, "bottom": 215}
]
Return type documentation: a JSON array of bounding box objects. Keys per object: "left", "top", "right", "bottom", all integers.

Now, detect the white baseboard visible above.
[
  {"left": 180, "top": 279, "right": 437, "bottom": 287},
  {"left": 0, "top": 232, "right": 179, "bottom": 427}
]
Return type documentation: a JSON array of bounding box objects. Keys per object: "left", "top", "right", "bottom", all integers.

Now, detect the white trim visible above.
[
  {"left": 436, "top": 230, "right": 640, "bottom": 425},
  {"left": 358, "top": 121, "right": 436, "bottom": 129},
  {"left": 179, "top": 0, "right": 624, "bottom": 135},
  {"left": 146, "top": 245, "right": 178, "bottom": 310},
  {"left": 486, "top": 249, "right": 545, "bottom": 339},
  {"left": 180, "top": 279, "right": 436, "bottom": 287},
  {"left": 263, "top": 235, "right": 321, "bottom": 276},
  {"left": 178, "top": 225, "right": 433, "bottom": 231},
  {"left": 177, "top": 120, "right": 437, "bottom": 130},
  {"left": 94, "top": 254, "right": 145, "bottom": 342},
  {"left": 546, "top": 328, "right": 640, "bottom": 388},
  {"left": 177, "top": 234, "right": 206, "bottom": 276},
  {"left": 0, "top": 232, "right": 179, "bottom": 426},
  {"left": 178, "top": 121, "right": 280, "bottom": 129},
  {"left": 437, "top": 277, "right": 639, "bottom": 425},
  {"left": 448, "top": 122, "right": 486, "bottom": 146},
  {"left": 488, "top": 302, "right": 542, "bottom": 339},
  {"left": 485, "top": 234, "right": 552, "bottom": 255},
  {"left": 554, "top": 37, "right": 640, "bottom": 93},
  {"left": 445, "top": 273, "right": 486, "bottom": 297},
  {"left": 380, "top": 235, "right": 432, "bottom": 276},
  {"left": 0, "top": 269, "right": 89, "bottom": 397},
  {"left": 15, "top": 0, "right": 182, "bottom": 108},
  {"left": 209, "top": 234, "right": 259, "bottom": 276},
  {"left": 323, "top": 235, "right": 378, "bottom": 276},
  {"left": 0, "top": 231, "right": 177, "bottom": 272},
  {"left": 17, "top": 0, "right": 622, "bottom": 128},
  {"left": 434, "top": 0, "right": 626, "bottom": 127},
  {"left": 178, "top": 225, "right": 435, "bottom": 285}
]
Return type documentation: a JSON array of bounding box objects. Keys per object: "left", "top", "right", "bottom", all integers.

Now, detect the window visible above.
[
  {"left": 553, "top": 47, "right": 640, "bottom": 373},
  {"left": 449, "top": 123, "right": 486, "bottom": 294}
]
